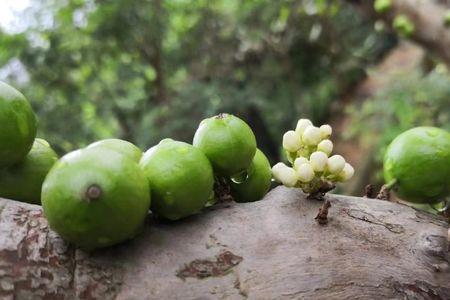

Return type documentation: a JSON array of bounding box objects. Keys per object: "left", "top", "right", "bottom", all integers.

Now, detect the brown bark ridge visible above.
[
  {"left": 352, "top": 0, "right": 450, "bottom": 67},
  {"left": 1, "top": 186, "right": 450, "bottom": 299}
]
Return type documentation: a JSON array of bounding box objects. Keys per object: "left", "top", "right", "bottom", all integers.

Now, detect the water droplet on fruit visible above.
[{"left": 231, "top": 170, "right": 249, "bottom": 184}]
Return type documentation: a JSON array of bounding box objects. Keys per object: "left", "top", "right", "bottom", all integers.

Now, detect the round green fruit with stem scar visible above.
[
  {"left": 42, "top": 148, "right": 151, "bottom": 251},
  {"left": 0, "top": 81, "right": 37, "bottom": 168},
  {"left": 193, "top": 113, "right": 257, "bottom": 177},
  {"left": 230, "top": 149, "right": 271, "bottom": 203},
  {"left": 0, "top": 138, "right": 58, "bottom": 204},
  {"left": 140, "top": 139, "right": 214, "bottom": 220},
  {"left": 87, "top": 138, "right": 142, "bottom": 162},
  {"left": 383, "top": 127, "right": 450, "bottom": 204}
]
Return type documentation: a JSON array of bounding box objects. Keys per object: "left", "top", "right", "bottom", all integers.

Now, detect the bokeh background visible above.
[{"left": 1, "top": 0, "right": 449, "bottom": 195}]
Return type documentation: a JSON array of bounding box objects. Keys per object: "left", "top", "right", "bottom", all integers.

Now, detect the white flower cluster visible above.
[{"left": 272, "top": 119, "right": 354, "bottom": 192}]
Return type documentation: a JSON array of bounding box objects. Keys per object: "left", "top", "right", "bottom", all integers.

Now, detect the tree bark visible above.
[
  {"left": 350, "top": 0, "right": 450, "bottom": 67},
  {"left": 1, "top": 186, "right": 450, "bottom": 299}
]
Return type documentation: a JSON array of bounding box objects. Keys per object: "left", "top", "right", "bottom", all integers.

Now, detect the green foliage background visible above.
[
  {"left": 1, "top": 0, "right": 448, "bottom": 192},
  {"left": 0, "top": 1, "right": 392, "bottom": 154}
]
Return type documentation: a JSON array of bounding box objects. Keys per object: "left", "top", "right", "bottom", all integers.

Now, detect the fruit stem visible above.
[
  {"left": 85, "top": 184, "right": 102, "bottom": 202},
  {"left": 213, "top": 175, "right": 233, "bottom": 203},
  {"left": 436, "top": 198, "right": 450, "bottom": 220},
  {"left": 216, "top": 113, "right": 227, "bottom": 119},
  {"left": 385, "top": 179, "right": 398, "bottom": 190}
]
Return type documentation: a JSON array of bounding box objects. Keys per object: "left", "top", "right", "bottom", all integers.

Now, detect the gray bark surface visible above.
[{"left": 1, "top": 186, "right": 450, "bottom": 299}]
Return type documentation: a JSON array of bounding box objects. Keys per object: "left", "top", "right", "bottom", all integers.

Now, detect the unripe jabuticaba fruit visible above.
[
  {"left": 0, "top": 81, "right": 37, "bottom": 168},
  {"left": 0, "top": 138, "right": 58, "bottom": 204},
  {"left": 42, "top": 148, "right": 151, "bottom": 251},
  {"left": 140, "top": 139, "right": 214, "bottom": 220},
  {"left": 231, "top": 149, "right": 272, "bottom": 202},
  {"left": 87, "top": 138, "right": 142, "bottom": 162},
  {"left": 383, "top": 127, "right": 450, "bottom": 204},
  {"left": 193, "top": 113, "right": 257, "bottom": 177}
]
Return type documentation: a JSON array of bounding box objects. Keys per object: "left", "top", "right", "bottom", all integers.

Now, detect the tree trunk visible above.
[
  {"left": 350, "top": 0, "right": 450, "bottom": 67},
  {"left": 150, "top": 0, "right": 166, "bottom": 105},
  {"left": 1, "top": 186, "right": 449, "bottom": 299}
]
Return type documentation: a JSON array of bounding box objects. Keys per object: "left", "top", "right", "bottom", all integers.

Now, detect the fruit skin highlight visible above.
[
  {"left": 193, "top": 113, "right": 257, "bottom": 177},
  {"left": 42, "top": 148, "right": 151, "bottom": 251},
  {"left": 0, "top": 138, "right": 58, "bottom": 204},
  {"left": 140, "top": 139, "right": 214, "bottom": 220},
  {"left": 231, "top": 149, "right": 271, "bottom": 203},
  {"left": 87, "top": 138, "right": 142, "bottom": 162},
  {"left": 0, "top": 81, "right": 37, "bottom": 168},
  {"left": 383, "top": 126, "right": 450, "bottom": 204}
]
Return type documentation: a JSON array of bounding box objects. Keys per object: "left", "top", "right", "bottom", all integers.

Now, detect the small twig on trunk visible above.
[
  {"left": 364, "top": 184, "right": 376, "bottom": 198},
  {"left": 376, "top": 185, "right": 391, "bottom": 201},
  {"left": 376, "top": 179, "right": 397, "bottom": 201},
  {"left": 315, "top": 200, "right": 331, "bottom": 225}
]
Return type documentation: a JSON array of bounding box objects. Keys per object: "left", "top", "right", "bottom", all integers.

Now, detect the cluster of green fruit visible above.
[
  {"left": 271, "top": 118, "right": 354, "bottom": 194},
  {"left": 43, "top": 113, "right": 271, "bottom": 251},
  {"left": 0, "top": 82, "right": 58, "bottom": 204},
  {"left": 0, "top": 82, "right": 271, "bottom": 251}
]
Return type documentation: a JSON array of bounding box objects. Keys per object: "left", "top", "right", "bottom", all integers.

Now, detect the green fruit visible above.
[
  {"left": 383, "top": 127, "right": 450, "bottom": 204},
  {"left": 140, "top": 139, "right": 214, "bottom": 220},
  {"left": 374, "top": 0, "right": 391, "bottom": 13},
  {"left": 231, "top": 149, "right": 271, "bottom": 203},
  {"left": 42, "top": 148, "right": 151, "bottom": 251},
  {"left": 0, "top": 139, "right": 58, "bottom": 204},
  {"left": 87, "top": 138, "right": 142, "bottom": 162},
  {"left": 193, "top": 113, "right": 257, "bottom": 176},
  {"left": 0, "top": 81, "right": 37, "bottom": 168},
  {"left": 393, "top": 15, "right": 415, "bottom": 37}
]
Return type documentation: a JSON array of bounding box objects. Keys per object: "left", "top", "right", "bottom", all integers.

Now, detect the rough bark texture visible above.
[{"left": 1, "top": 186, "right": 450, "bottom": 299}]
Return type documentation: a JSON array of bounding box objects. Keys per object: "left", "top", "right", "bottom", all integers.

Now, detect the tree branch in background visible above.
[
  {"left": 138, "top": 0, "right": 167, "bottom": 106},
  {"left": 351, "top": 0, "right": 450, "bottom": 67},
  {"left": 112, "top": 105, "right": 134, "bottom": 141},
  {"left": 242, "top": 105, "right": 280, "bottom": 162},
  {"left": 151, "top": 0, "right": 167, "bottom": 105}
]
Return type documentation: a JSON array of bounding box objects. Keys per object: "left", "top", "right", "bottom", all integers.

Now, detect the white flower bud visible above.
[
  {"left": 279, "top": 166, "right": 299, "bottom": 187},
  {"left": 309, "top": 151, "right": 328, "bottom": 172},
  {"left": 338, "top": 163, "right": 354, "bottom": 181},
  {"left": 319, "top": 124, "right": 332, "bottom": 138},
  {"left": 302, "top": 126, "right": 322, "bottom": 146},
  {"left": 327, "top": 155, "right": 346, "bottom": 174},
  {"left": 271, "top": 162, "right": 288, "bottom": 183},
  {"left": 295, "top": 119, "right": 313, "bottom": 135},
  {"left": 293, "top": 157, "right": 309, "bottom": 170},
  {"left": 317, "top": 139, "right": 333, "bottom": 156},
  {"left": 297, "top": 162, "right": 315, "bottom": 183},
  {"left": 283, "top": 130, "right": 302, "bottom": 152}
]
